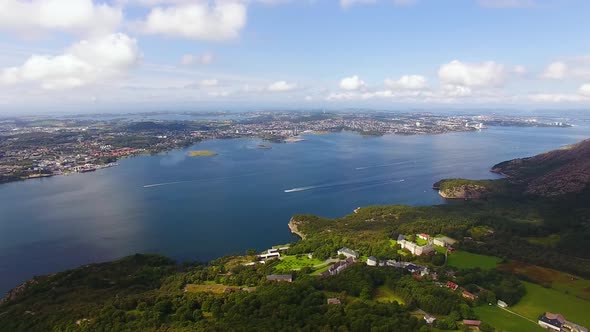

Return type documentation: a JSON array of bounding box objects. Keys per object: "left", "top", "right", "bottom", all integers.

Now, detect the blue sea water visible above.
[{"left": 0, "top": 125, "right": 588, "bottom": 295}]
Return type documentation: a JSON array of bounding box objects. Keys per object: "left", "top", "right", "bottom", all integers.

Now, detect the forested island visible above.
[{"left": 1, "top": 139, "right": 590, "bottom": 331}]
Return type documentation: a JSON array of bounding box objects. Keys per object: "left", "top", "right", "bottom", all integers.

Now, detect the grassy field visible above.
[
  {"left": 274, "top": 255, "right": 324, "bottom": 271},
  {"left": 447, "top": 250, "right": 501, "bottom": 270},
  {"left": 373, "top": 286, "right": 405, "bottom": 304},
  {"left": 511, "top": 282, "right": 590, "bottom": 328},
  {"left": 499, "top": 261, "right": 590, "bottom": 301},
  {"left": 310, "top": 264, "right": 332, "bottom": 276},
  {"left": 185, "top": 283, "right": 240, "bottom": 294},
  {"left": 474, "top": 305, "right": 544, "bottom": 332}
]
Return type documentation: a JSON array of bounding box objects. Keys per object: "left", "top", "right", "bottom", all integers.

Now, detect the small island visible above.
[{"left": 187, "top": 150, "right": 217, "bottom": 157}]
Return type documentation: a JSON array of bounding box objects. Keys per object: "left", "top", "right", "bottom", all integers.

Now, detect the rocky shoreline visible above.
[
  {"left": 288, "top": 217, "right": 306, "bottom": 240},
  {"left": 436, "top": 183, "right": 490, "bottom": 199},
  {"left": 0, "top": 279, "right": 37, "bottom": 305}
]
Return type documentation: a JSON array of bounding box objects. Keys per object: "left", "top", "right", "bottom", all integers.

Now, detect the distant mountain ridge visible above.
[{"left": 491, "top": 138, "right": 590, "bottom": 197}]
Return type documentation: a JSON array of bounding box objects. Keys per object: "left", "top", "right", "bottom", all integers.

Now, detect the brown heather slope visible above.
[{"left": 491, "top": 138, "right": 590, "bottom": 197}]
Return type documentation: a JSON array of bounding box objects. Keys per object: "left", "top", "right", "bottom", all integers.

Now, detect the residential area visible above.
[{"left": 216, "top": 231, "right": 589, "bottom": 332}]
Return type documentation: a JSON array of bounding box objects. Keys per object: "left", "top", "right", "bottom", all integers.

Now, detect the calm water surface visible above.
[{"left": 1, "top": 126, "right": 589, "bottom": 294}]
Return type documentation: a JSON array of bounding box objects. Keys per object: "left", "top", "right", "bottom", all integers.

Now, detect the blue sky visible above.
[{"left": 0, "top": 0, "right": 590, "bottom": 113}]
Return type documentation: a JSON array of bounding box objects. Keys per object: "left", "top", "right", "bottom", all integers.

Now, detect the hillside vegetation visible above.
[{"left": 491, "top": 138, "right": 590, "bottom": 196}]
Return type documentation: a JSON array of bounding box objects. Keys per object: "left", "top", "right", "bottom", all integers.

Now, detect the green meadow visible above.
[
  {"left": 447, "top": 251, "right": 501, "bottom": 270},
  {"left": 511, "top": 282, "right": 590, "bottom": 328},
  {"left": 274, "top": 255, "right": 323, "bottom": 271},
  {"left": 474, "top": 305, "right": 543, "bottom": 332}
]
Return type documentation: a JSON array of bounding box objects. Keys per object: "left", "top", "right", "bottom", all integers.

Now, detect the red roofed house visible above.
[
  {"left": 463, "top": 320, "right": 481, "bottom": 327},
  {"left": 418, "top": 233, "right": 430, "bottom": 241},
  {"left": 446, "top": 281, "right": 459, "bottom": 291},
  {"left": 462, "top": 290, "right": 478, "bottom": 301}
]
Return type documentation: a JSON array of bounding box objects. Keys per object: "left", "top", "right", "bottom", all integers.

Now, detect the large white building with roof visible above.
[{"left": 399, "top": 239, "right": 434, "bottom": 256}]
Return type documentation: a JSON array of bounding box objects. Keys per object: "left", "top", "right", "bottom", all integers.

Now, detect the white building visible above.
[
  {"left": 258, "top": 252, "right": 280, "bottom": 259},
  {"left": 366, "top": 256, "right": 378, "bottom": 266},
  {"left": 424, "top": 314, "right": 436, "bottom": 325},
  {"left": 399, "top": 240, "right": 434, "bottom": 256},
  {"left": 337, "top": 247, "right": 359, "bottom": 259},
  {"left": 433, "top": 236, "right": 457, "bottom": 247}
]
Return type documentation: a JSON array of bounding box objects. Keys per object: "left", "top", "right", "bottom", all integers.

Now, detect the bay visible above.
[{"left": 0, "top": 125, "right": 589, "bottom": 295}]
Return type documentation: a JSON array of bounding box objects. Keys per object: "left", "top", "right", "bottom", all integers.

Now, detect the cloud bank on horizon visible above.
[{"left": 0, "top": 0, "right": 589, "bottom": 112}]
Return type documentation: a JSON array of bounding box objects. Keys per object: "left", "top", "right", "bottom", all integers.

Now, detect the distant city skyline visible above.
[{"left": 1, "top": 0, "right": 590, "bottom": 113}]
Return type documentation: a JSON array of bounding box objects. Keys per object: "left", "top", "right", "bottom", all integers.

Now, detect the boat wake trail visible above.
[
  {"left": 284, "top": 179, "right": 405, "bottom": 193},
  {"left": 144, "top": 181, "right": 189, "bottom": 188},
  {"left": 283, "top": 186, "right": 316, "bottom": 193}
]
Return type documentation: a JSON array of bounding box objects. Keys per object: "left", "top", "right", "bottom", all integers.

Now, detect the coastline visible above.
[
  {"left": 0, "top": 162, "right": 120, "bottom": 185},
  {"left": 1, "top": 122, "right": 571, "bottom": 187},
  {"left": 0, "top": 126, "right": 489, "bottom": 187},
  {"left": 288, "top": 217, "right": 306, "bottom": 240}
]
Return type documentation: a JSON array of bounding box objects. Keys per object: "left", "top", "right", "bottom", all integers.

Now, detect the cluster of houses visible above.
[
  {"left": 257, "top": 236, "right": 589, "bottom": 332},
  {"left": 440, "top": 281, "right": 479, "bottom": 302},
  {"left": 369, "top": 259, "right": 432, "bottom": 277},
  {"left": 538, "top": 312, "right": 587, "bottom": 332},
  {"left": 366, "top": 254, "right": 492, "bottom": 309},
  {"left": 397, "top": 233, "right": 457, "bottom": 256}
]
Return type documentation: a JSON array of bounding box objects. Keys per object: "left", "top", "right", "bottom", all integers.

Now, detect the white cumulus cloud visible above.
[
  {"left": 438, "top": 60, "right": 505, "bottom": 87},
  {"left": 139, "top": 2, "right": 247, "bottom": 40},
  {"left": 0, "top": 33, "right": 140, "bottom": 90},
  {"left": 579, "top": 83, "right": 590, "bottom": 97},
  {"left": 339, "top": 75, "right": 366, "bottom": 91},
  {"left": 0, "top": 0, "right": 122, "bottom": 37},
  {"left": 267, "top": 80, "right": 297, "bottom": 92},
  {"left": 542, "top": 61, "right": 567, "bottom": 79},
  {"left": 384, "top": 75, "right": 427, "bottom": 90}
]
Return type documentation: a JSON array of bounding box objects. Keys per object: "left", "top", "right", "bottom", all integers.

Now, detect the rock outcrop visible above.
[
  {"left": 0, "top": 279, "right": 37, "bottom": 305},
  {"left": 288, "top": 217, "right": 306, "bottom": 239}
]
